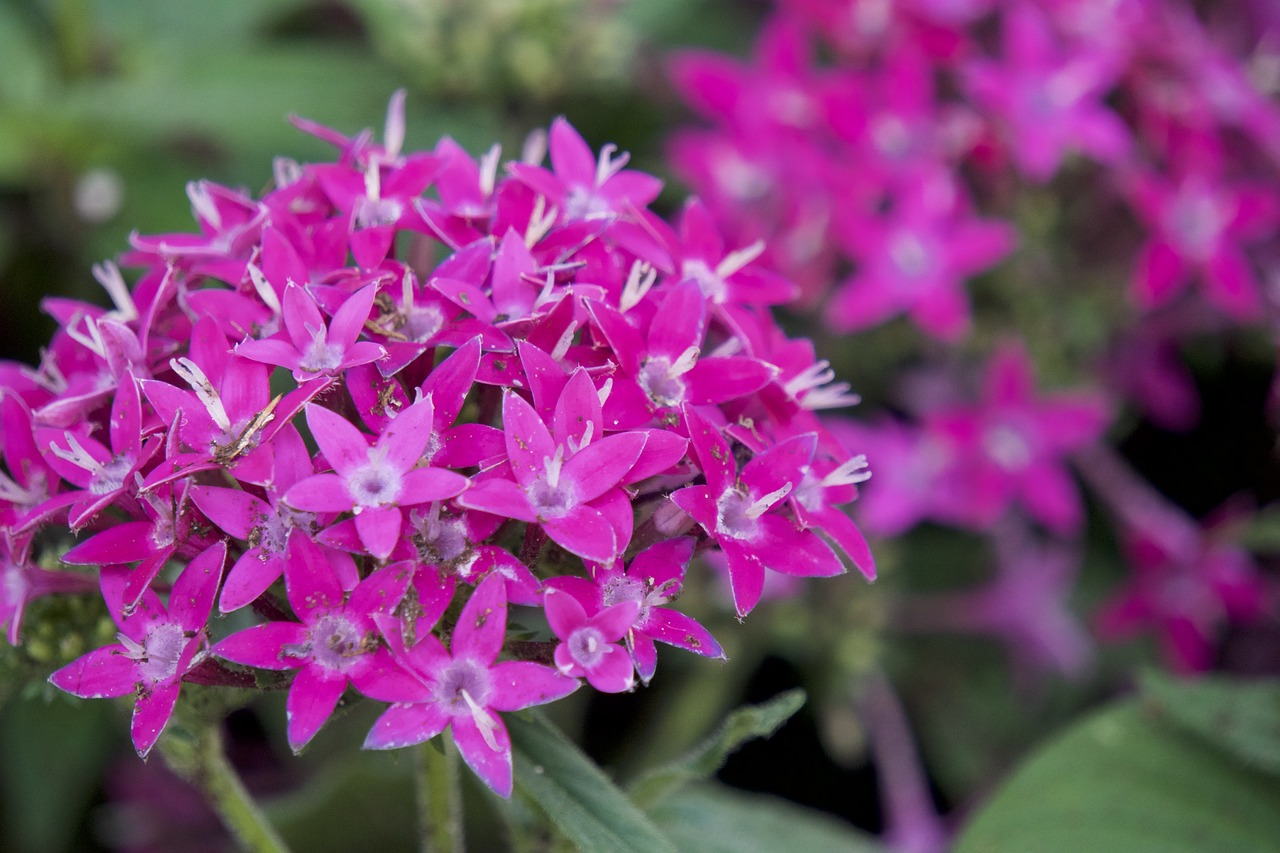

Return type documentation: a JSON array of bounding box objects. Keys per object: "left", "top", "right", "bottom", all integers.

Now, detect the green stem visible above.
[
  {"left": 415, "top": 733, "right": 464, "bottom": 853},
  {"left": 159, "top": 722, "right": 290, "bottom": 853}
]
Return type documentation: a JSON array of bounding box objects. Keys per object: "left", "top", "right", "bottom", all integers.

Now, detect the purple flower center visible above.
[
  {"left": 346, "top": 454, "right": 404, "bottom": 508},
  {"left": 983, "top": 423, "right": 1033, "bottom": 472},
  {"left": 526, "top": 448, "right": 576, "bottom": 519},
  {"left": 1166, "top": 187, "right": 1228, "bottom": 261},
  {"left": 567, "top": 626, "right": 610, "bottom": 669},
  {"left": 357, "top": 196, "right": 403, "bottom": 229},
  {"left": 91, "top": 456, "right": 133, "bottom": 496},
  {"left": 305, "top": 613, "right": 368, "bottom": 672},
  {"left": 434, "top": 658, "right": 492, "bottom": 714},
  {"left": 300, "top": 328, "right": 344, "bottom": 374},
  {"left": 715, "top": 490, "right": 761, "bottom": 540},
  {"left": 638, "top": 357, "right": 688, "bottom": 408},
  {"left": 602, "top": 575, "right": 651, "bottom": 623},
  {"left": 2, "top": 562, "right": 26, "bottom": 612},
  {"left": 682, "top": 259, "right": 727, "bottom": 303},
  {"left": 138, "top": 623, "right": 187, "bottom": 684},
  {"left": 412, "top": 508, "right": 470, "bottom": 565},
  {"left": 565, "top": 186, "right": 611, "bottom": 220},
  {"left": 889, "top": 232, "right": 933, "bottom": 281},
  {"left": 256, "top": 505, "right": 313, "bottom": 557},
  {"left": 402, "top": 304, "right": 444, "bottom": 343}
]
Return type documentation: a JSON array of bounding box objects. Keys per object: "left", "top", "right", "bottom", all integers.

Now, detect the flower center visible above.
[
  {"left": 92, "top": 456, "right": 132, "bottom": 496},
  {"left": 568, "top": 626, "right": 610, "bottom": 669},
  {"left": 346, "top": 454, "right": 404, "bottom": 508},
  {"left": 305, "top": 614, "right": 368, "bottom": 672},
  {"left": 889, "top": 232, "right": 932, "bottom": 280},
  {"left": 138, "top": 622, "right": 188, "bottom": 684},
  {"left": 637, "top": 357, "right": 688, "bottom": 408},
  {"left": 682, "top": 259, "right": 727, "bottom": 303},
  {"left": 434, "top": 658, "right": 492, "bottom": 713},
  {"left": 300, "top": 332, "right": 345, "bottom": 374},
  {"left": 983, "top": 423, "right": 1033, "bottom": 472}
]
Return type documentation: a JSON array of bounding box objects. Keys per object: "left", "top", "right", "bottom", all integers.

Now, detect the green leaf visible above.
[
  {"left": 507, "top": 710, "right": 678, "bottom": 853},
  {"left": 954, "top": 698, "right": 1280, "bottom": 853},
  {"left": 627, "top": 689, "right": 805, "bottom": 808},
  {"left": 0, "top": 695, "right": 118, "bottom": 853},
  {"left": 1140, "top": 672, "right": 1280, "bottom": 777},
  {"left": 648, "top": 783, "right": 885, "bottom": 853},
  {"left": 1238, "top": 506, "right": 1280, "bottom": 553}
]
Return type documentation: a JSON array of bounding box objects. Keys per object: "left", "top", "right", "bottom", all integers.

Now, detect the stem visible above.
[
  {"left": 415, "top": 733, "right": 464, "bottom": 853},
  {"left": 159, "top": 722, "right": 290, "bottom": 853}
]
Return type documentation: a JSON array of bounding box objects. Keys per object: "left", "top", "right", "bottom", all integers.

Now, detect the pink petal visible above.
[
  {"left": 286, "top": 666, "right": 347, "bottom": 752},
  {"left": 190, "top": 486, "right": 267, "bottom": 540},
  {"left": 452, "top": 574, "right": 508, "bottom": 665},
  {"left": 552, "top": 370, "right": 604, "bottom": 449},
  {"left": 132, "top": 680, "right": 181, "bottom": 758},
  {"left": 587, "top": 599, "right": 641, "bottom": 643},
  {"left": 452, "top": 710, "right": 514, "bottom": 797},
  {"left": 489, "top": 661, "right": 580, "bottom": 711},
  {"left": 624, "top": 429, "right": 689, "bottom": 483},
  {"left": 685, "top": 357, "right": 775, "bottom": 404},
  {"left": 719, "top": 539, "right": 767, "bottom": 617},
  {"left": 630, "top": 633, "right": 659, "bottom": 684},
  {"left": 62, "top": 522, "right": 155, "bottom": 565},
  {"left": 646, "top": 608, "right": 725, "bottom": 659},
  {"left": 542, "top": 505, "right": 617, "bottom": 564},
  {"left": 168, "top": 541, "right": 226, "bottom": 632},
  {"left": 219, "top": 550, "right": 287, "bottom": 614},
  {"left": 584, "top": 646, "right": 636, "bottom": 694},
  {"left": 563, "top": 433, "right": 645, "bottom": 503},
  {"left": 456, "top": 478, "right": 537, "bottom": 523},
  {"left": 347, "top": 561, "right": 415, "bottom": 621},
  {"left": 305, "top": 404, "right": 373, "bottom": 477},
  {"left": 328, "top": 283, "right": 379, "bottom": 346},
  {"left": 285, "top": 473, "right": 352, "bottom": 512},
  {"left": 377, "top": 396, "right": 437, "bottom": 472},
  {"left": 213, "top": 622, "right": 308, "bottom": 670},
  {"left": 422, "top": 337, "right": 481, "bottom": 429},
  {"left": 741, "top": 433, "right": 816, "bottom": 498},
  {"left": 355, "top": 506, "right": 404, "bottom": 561},
  {"left": 647, "top": 280, "right": 706, "bottom": 358},
  {"left": 49, "top": 646, "right": 138, "bottom": 699},
  {"left": 501, "top": 392, "right": 556, "bottom": 489},
  {"left": 548, "top": 117, "right": 597, "bottom": 187},
  {"left": 1133, "top": 240, "right": 1187, "bottom": 308},
  {"left": 683, "top": 406, "right": 735, "bottom": 493},
  {"left": 544, "top": 587, "right": 589, "bottom": 639},
  {"left": 235, "top": 338, "right": 303, "bottom": 372},
  {"left": 756, "top": 516, "right": 845, "bottom": 577},
  {"left": 364, "top": 701, "right": 450, "bottom": 750},
  {"left": 282, "top": 284, "right": 326, "bottom": 351},
  {"left": 400, "top": 468, "right": 469, "bottom": 505},
  {"left": 284, "top": 535, "right": 344, "bottom": 618}
]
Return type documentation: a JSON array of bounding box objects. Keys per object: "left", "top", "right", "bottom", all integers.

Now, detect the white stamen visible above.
[
  {"left": 746, "top": 483, "right": 792, "bottom": 520},
  {"left": 521, "top": 128, "right": 547, "bottom": 166},
  {"left": 715, "top": 240, "right": 766, "bottom": 279},
  {"left": 49, "top": 433, "right": 103, "bottom": 476},
  {"left": 550, "top": 320, "right": 579, "bottom": 362},
  {"left": 247, "top": 264, "right": 283, "bottom": 315},
  {"left": 186, "top": 181, "right": 220, "bottom": 229},
  {"left": 543, "top": 445, "right": 566, "bottom": 490},
  {"left": 597, "top": 377, "right": 613, "bottom": 406},
  {"left": 461, "top": 689, "right": 501, "bottom": 751},
  {"left": 64, "top": 315, "right": 106, "bottom": 359},
  {"left": 670, "top": 346, "right": 701, "bottom": 378},
  {"left": 525, "top": 196, "right": 559, "bottom": 247},
  {"left": 595, "top": 144, "right": 630, "bottom": 187},
  {"left": 620, "top": 261, "right": 657, "bottom": 312},
  {"left": 478, "top": 144, "right": 501, "bottom": 198},
  {"left": 92, "top": 261, "right": 138, "bottom": 322},
  {"left": 273, "top": 157, "right": 303, "bottom": 189},
  {"left": 170, "top": 357, "right": 232, "bottom": 433},
  {"left": 364, "top": 160, "right": 382, "bottom": 204},
  {"left": 383, "top": 89, "right": 406, "bottom": 161},
  {"left": 822, "top": 455, "right": 871, "bottom": 488}
]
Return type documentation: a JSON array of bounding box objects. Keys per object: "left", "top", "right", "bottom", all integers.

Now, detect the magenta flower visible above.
[
  {"left": 363, "top": 574, "right": 579, "bottom": 797},
  {"left": 963, "top": 1, "right": 1131, "bottom": 180},
  {"left": 285, "top": 398, "right": 469, "bottom": 560},
  {"left": 1098, "top": 524, "right": 1266, "bottom": 673},
  {"left": 236, "top": 283, "right": 386, "bottom": 381},
  {"left": 1128, "top": 165, "right": 1279, "bottom": 320},
  {"left": 544, "top": 588, "right": 640, "bottom": 693},
  {"left": 671, "top": 407, "right": 845, "bottom": 617},
  {"left": 49, "top": 541, "right": 226, "bottom": 757},
  {"left": 457, "top": 378, "right": 646, "bottom": 563},
  {"left": 509, "top": 117, "right": 662, "bottom": 222},
  {"left": 1, "top": 541, "right": 94, "bottom": 645},
  {"left": 212, "top": 536, "right": 413, "bottom": 752},
  {"left": 545, "top": 538, "right": 725, "bottom": 684},
  {"left": 830, "top": 172, "right": 1015, "bottom": 340},
  {"left": 929, "top": 344, "right": 1110, "bottom": 534}
]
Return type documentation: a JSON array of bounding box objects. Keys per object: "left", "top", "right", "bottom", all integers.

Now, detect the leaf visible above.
[
  {"left": 507, "top": 710, "right": 678, "bottom": 853},
  {"left": 954, "top": 698, "right": 1280, "bottom": 853},
  {"left": 627, "top": 688, "right": 805, "bottom": 808},
  {"left": 0, "top": 695, "right": 118, "bottom": 853},
  {"left": 1238, "top": 506, "right": 1280, "bottom": 553},
  {"left": 1140, "top": 672, "right": 1280, "bottom": 777},
  {"left": 648, "top": 782, "right": 885, "bottom": 853}
]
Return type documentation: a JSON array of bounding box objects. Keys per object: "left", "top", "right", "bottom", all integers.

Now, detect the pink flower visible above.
[
  {"left": 212, "top": 536, "right": 412, "bottom": 752},
  {"left": 544, "top": 588, "right": 640, "bottom": 693},
  {"left": 671, "top": 407, "right": 845, "bottom": 617},
  {"left": 363, "top": 574, "right": 579, "bottom": 797},
  {"left": 50, "top": 542, "right": 226, "bottom": 757},
  {"left": 285, "top": 398, "right": 469, "bottom": 560},
  {"left": 236, "top": 283, "right": 386, "bottom": 382}
]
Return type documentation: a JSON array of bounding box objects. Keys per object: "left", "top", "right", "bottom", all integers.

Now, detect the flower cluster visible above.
[
  {"left": 670, "top": 0, "right": 1278, "bottom": 673},
  {"left": 0, "top": 96, "right": 873, "bottom": 796}
]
